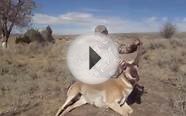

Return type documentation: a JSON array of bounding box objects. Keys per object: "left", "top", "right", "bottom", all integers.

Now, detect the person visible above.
[
  {"left": 95, "top": 25, "right": 144, "bottom": 104},
  {"left": 94, "top": 25, "right": 141, "bottom": 77},
  {"left": 95, "top": 25, "right": 108, "bottom": 35},
  {"left": 95, "top": 25, "right": 140, "bottom": 54}
]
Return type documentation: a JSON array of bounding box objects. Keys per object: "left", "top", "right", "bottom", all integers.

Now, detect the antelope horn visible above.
[{"left": 132, "top": 39, "right": 142, "bottom": 65}]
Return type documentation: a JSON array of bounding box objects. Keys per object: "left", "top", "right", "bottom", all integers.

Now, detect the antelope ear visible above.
[
  {"left": 128, "top": 60, "right": 134, "bottom": 64},
  {"left": 128, "top": 60, "right": 138, "bottom": 67},
  {"left": 119, "top": 60, "right": 127, "bottom": 70},
  {"left": 130, "top": 59, "right": 139, "bottom": 66},
  {"left": 122, "top": 63, "right": 127, "bottom": 70}
]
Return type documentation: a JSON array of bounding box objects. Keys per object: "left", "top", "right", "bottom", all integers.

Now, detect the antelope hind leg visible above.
[
  {"left": 60, "top": 96, "right": 87, "bottom": 116},
  {"left": 56, "top": 83, "right": 80, "bottom": 116},
  {"left": 55, "top": 95, "right": 76, "bottom": 116}
]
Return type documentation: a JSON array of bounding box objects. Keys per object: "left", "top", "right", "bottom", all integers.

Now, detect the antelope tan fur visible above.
[{"left": 56, "top": 40, "right": 142, "bottom": 116}]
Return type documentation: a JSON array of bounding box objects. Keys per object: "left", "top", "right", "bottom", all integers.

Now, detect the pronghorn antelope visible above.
[{"left": 56, "top": 41, "right": 142, "bottom": 116}]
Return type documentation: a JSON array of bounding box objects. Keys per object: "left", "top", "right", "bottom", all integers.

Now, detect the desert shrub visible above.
[
  {"left": 169, "top": 73, "right": 186, "bottom": 116},
  {"left": 161, "top": 22, "right": 176, "bottom": 39},
  {"left": 15, "top": 27, "right": 55, "bottom": 45},
  {"left": 46, "top": 25, "right": 52, "bottom": 34},
  {"left": 148, "top": 42, "right": 166, "bottom": 50},
  {"left": 40, "top": 25, "right": 55, "bottom": 43},
  {"left": 15, "top": 36, "right": 31, "bottom": 44},
  {"left": 169, "top": 59, "right": 179, "bottom": 72},
  {"left": 181, "top": 51, "right": 186, "bottom": 57},
  {"left": 169, "top": 39, "right": 184, "bottom": 48},
  {"left": 24, "top": 28, "right": 45, "bottom": 43}
]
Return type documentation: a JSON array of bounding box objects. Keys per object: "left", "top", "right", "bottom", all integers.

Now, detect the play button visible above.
[
  {"left": 67, "top": 34, "right": 120, "bottom": 84},
  {"left": 89, "top": 47, "right": 101, "bottom": 70}
]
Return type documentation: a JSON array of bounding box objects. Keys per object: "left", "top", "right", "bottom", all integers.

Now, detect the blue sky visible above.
[{"left": 31, "top": 0, "right": 186, "bottom": 34}]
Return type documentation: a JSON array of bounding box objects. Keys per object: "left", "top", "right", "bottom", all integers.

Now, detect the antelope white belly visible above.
[{"left": 83, "top": 91, "right": 107, "bottom": 108}]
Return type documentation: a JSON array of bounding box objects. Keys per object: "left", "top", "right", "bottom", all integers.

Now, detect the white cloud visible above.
[
  {"left": 82, "top": 8, "right": 111, "bottom": 12},
  {"left": 32, "top": 13, "right": 59, "bottom": 24},
  {"left": 32, "top": 12, "right": 186, "bottom": 34},
  {"left": 146, "top": 16, "right": 158, "bottom": 22},
  {"left": 183, "top": 17, "right": 186, "bottom": 22},
  {"left": 33, "top": 12, "right": 107, "bottom": 25},
  {"left": 162, "top": 17, "right": 168, "bottom": 21}
]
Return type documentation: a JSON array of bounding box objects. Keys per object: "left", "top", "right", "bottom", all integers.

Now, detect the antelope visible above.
[{"left": 56, "top": 41, "right": 142, "bottom": 116}]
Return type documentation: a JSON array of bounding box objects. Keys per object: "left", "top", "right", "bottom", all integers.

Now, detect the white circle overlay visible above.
[{"left": 67, "top": 34, "right": 120, "bottom": 84}]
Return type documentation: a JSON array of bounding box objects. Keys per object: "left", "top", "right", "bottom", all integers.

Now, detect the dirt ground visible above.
[{"left": 0, "top": 33, "right": 186, "bottom": 116}]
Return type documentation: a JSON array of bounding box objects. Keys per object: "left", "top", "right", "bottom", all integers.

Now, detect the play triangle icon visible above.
[{"left": 89, "top": 46, "right": 101, "bottom": 70}]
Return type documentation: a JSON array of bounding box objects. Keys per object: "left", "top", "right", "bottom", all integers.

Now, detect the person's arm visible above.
[{"left": 112, "top": 60, "right": 127, "bottom": 78}]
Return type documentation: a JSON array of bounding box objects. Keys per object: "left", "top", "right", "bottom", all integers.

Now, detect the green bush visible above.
[
  {"left": 15, "top": 36, "right": 31, "bottom": 44},
  {"left": 24, "top": 28, "right": 45, "bottom": 43},
  {"left": 15, "top": 27, "right": 55, "bottom": 44},
  {"left": 40, "top": 25, "right": 55, "bottom": 43}
]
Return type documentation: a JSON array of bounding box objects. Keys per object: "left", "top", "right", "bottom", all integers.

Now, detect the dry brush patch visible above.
[
  {"left": 0, "top": 34, "right": 186, "bottom": 116},
  {"left": 0, "top": 40, "right": 73, "bottom": 116}
]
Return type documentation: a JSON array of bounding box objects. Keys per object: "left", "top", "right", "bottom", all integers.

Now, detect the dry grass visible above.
[
  {"left": 0, "top": 34, "right": 186, "bottom": 116},
  {"left": 0, "top": 39, "right": 73, "bottom": 116}
]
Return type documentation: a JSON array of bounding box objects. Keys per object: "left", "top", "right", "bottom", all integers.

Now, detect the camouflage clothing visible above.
[{"left": 94, "top": 25, "right": 141, "bottom": 79}]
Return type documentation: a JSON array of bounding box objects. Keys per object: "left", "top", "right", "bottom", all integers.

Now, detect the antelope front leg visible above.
[
  {"left": 122, "top": 102, "right": 133, "bottom": 114},
  {"left": 119, "top": 95, "right": 126, "bottom": 106}
]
